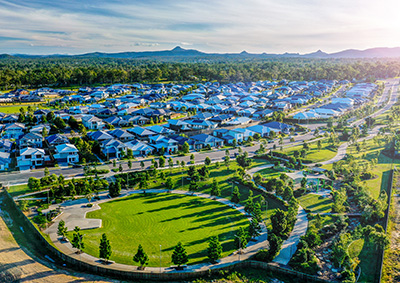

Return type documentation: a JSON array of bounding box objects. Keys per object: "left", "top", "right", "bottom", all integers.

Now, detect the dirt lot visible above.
[{"left": 0, "top": 194, "right": 115, "bottom": 283}]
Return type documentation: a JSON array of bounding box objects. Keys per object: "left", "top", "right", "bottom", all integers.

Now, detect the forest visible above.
[{"left": 1, "top": 57, "right": 400, "bottom": 89}]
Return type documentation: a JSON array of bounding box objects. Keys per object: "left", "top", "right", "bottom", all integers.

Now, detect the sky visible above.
[{"left": 0, "top": 0, "right": 399, "bottom": 55}]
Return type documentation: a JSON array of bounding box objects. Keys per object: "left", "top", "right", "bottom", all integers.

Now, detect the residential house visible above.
[
  {"left": 108, "top": 129, "right": 135, "bottom": 142},
  {"left": 127, "top": 127, "right": 157, "bottom": 141},
  {"left": 19, "top": 132, "right": 43, "bottom": 148},
  {"left": 54, "top": 144, "right": 79, "bottom": 164},
  {"left": 3, "top": 123, "right": 25, "bottom": 139},
  {"left": 124, "top": 140, "right": 154, "bottom": 157},
  {"left": 246, "top": 125, "right": 270, "bottom": 137},
  {"left": 148, "top": 135, "right": 178, "bottom": 154},
  {"left": 0, "top": 152, "right": 11, "bottom": 171},
  {"left": 145, "top": 125, "right": 175, "bottom": 136},
  {"left": 46, "top": 134, "right": 70, "bottom": 147},
  {"left": 17, "top": 147, "right": 47, "bottom": 170},
  {"left": 82, "top": 115, "right": 105, "bottom": 130},
  {"left": 190, "top": 134, "right": 224, "bottom": 148},
  {"left": 263, "top": 121, "right": 293, "bottom": 134},
  {"left": 187, "top": 119, "right": 217, "bottom": 130},
  {"left": 101, "top": 139, "right": 127, "bottom": 159},
  {"left": 167, "top": 119, "right": 192, "bottom": 132},
  {"left": 87, "top": 131, "right": 114, "bottom": 142},
  {"left": 224, "top": 117, "right": 252, "bottom": 126},
  {"left": 0, "top": 139, "right": 13, "bottom": 152}
]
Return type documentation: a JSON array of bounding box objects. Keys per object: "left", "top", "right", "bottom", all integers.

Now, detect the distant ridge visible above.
[{"left": 4, "top": 46, "right": 400, "bottom": 60}]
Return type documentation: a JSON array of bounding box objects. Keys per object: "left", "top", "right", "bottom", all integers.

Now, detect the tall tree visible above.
[
  {"left": 71, "top": 226, "right": 84, "bottom": 253},
  {"left": 171, "top": 242, "right": 188, "bottom": 268},
  {"left": 133, "top": 244, "right": 149, "bottom": 270},
  {"left": 99, "top": 233, "right": 112, "bottom": 263},
  {"left": 207, "top": 236, "right": 223, "bottom": 263}
]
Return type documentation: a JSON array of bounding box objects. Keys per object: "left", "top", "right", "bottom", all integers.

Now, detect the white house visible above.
[
  {"left": 54, "top": 144, "right": 79, "bottom": 164},
  {"left": 17, "top": 147, "right": 46, "bottom": 170},
  {"left": 82, "top": 115, "right": 105, "bottom": 130}
]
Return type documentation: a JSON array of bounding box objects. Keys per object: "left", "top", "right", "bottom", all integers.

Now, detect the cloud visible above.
[{"left": 0, "top": 0, "right": 399, "bottom": 54}]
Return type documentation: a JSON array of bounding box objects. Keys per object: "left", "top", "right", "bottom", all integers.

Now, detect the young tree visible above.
[
  {"left": 72, "top": 226, "right": 84, "bottom": 253},
  {"left": 231, "top": 186, "right": 241, "bottom": 203},
  {"left": 207, "top": 236, "right": 223, "bottom": 263},
  {"left": 159, "top": 156, "right": 166, "bottom": 168},
  {"left": 210, "top": 178, "right": 221, "bottom": 196},
  {"left": 168, "top": 157, "right": 174, "bottom": 171},
  {"left": 165, "top": 177, "right": 174, "bottom": 191},
  {"left": 113, "top": 159, "right": 116, "bottom": 167},
  {"left": 57, "top": 220, "right": 68, "bottom": 241},
  {"left": 140, "top": 161, "right": 145, "bottom": 170},
  {"left": 190, "top": 154, "right": 195, "bottom": 164},
  {"left": 234, "top": 227, "right": 248, "bottom": 250},
  {"left": 171, "top": 242, "right": 188, "bottom": 268},
  {"left": 118, "top": 163, "right": 123, "bottom": 172},
  {"left": 248, "top": 218, "right": 262, "bottom": 239},
  {"left": 271, "top": 209, "right": 287, "bottom": 237},
  {"left": 205, "top": 156, "right": 211, "bottom": 166},
  {"left": 128, "top": 160, "right": 132, "bottom": 169},
  {"left": 224, "top": 155, "right": 230, "bottom": 171},
  {"left": 182, "top": 142, "right": 190, "bottom": 154},
  {"left": 133, "top": 244, "right": 149, "bottom": 270},
  {"left": 99, "top": 233, "right": 112, "bottom": 263}
]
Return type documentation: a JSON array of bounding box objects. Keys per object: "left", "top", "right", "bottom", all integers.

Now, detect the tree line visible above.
[{"left": 1, "top": 57, "right": 400, "bottom": 89}]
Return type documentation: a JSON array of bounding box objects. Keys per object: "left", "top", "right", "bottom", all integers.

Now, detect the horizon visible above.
[{"left": 1, "top": 0, "right": 400, "bottom": 55}]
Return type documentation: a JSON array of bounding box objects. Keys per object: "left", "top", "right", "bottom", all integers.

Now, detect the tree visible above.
[
  {"left": 165, "top": 177, "right": 174, "bottom": 191},
  {"left": 28, "top": 177, "right": 41, "bottom": 191},
  {"left": 234, "top": 227, "right": 248, "bottom": 250},
  {"left": 190, "top": 154, "right": 195, "bottom": 164},
  {"left": 205, "top": 156, "right": 211, "bottom": 166},
  {"left": 42, "top": 127, "right": 48, "bottom": 138},
  {"left": 171, "top": 242, "right": 188, "bottom": 268},
  {"left": 182, "top": 142, "right": 190, "bottom": 154},
  {"left": 210, "top": 178, "right": 221, "bottom": 196},
  {"left": 44, "top": 167, "right": 50, "bottom": 177},
  {"left": 118, "top": 163, "right": 123, "bottom": 172},
  {"left": 113, "top": 159, "right": 116, "bottom": 167},
  {"left": 128, "top": 160, "right": 132, "bottom": 169},
  {"left": 317, "top": 140, "right": 322, "bottom": 151},
  {"left": 159, "top": 156, "right": 166, "bottom": 168},
  {"left": 71, "top": 226, "right": 84, "bottom": 253},
  {"left": 271, "top": 209, "right": 287, "bottom": 237},
  {"left": 248, "top": 218, "right": 262, "bottom": 239},
  {"left": 133, "top": 244, "right": 149, "bottom": 270},
  {"left": 232, "top": 139, "right": 237, "bottom": 148},
  {"left": 99, "top": 233, "right": 112, "bottom": 263},
  {"left": 127, "top": 148, "right": 133, "bottom": 159},
  {"left": 224, "top": 155, "right": 230, "bottom": 171},
  {"left": 236, "top": 152, "right": 251, "bottom": 169},
  {"left": 140, "top": 161, "right": 145, "bottom": 170},
  {"left": 231, "top": 186, "right": 241, "bottom": 203},
  {"left": 168, "top": 157, "right": 174, "bottom": 171},
  {"left": 57, "top": 220, "right": 68, "bottom": 241},
  {"left": 109, "top": 181, "right": 121, "bottom": 197},
  {"left": 207, "top": 236, "right": 222, "bottom": 263},
  {"left": 54, "top": 116, "right": 66, "bottom": 129}
]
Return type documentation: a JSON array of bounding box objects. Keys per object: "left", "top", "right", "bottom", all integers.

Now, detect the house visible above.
[
  {"left": 87, "top": 131, "right": 114, "bottom": 142},
  {"left": 82, "top": 115, "right": 105, "bottom": 130},
  {"left": 0, "top": 151, "right": 11, "bottom": 171},
  {"left": 17, "top": 147, "right": 47, "bottom": 170},
  {"left": 167, "top": 119, "right": 192, "bottom": 132},
  {"left": 231, "top": 128, "right": 256, "bottom": 140},
  {"left": 246, "top": 125, "right": 270, "bottom": 137},
  {"left": 292, "top": 111, "right": 320, "bottom": 120},
  {"left": 253, "top": 109, "right": 274, "bottom": 119},
  {"left": 3, "top": 123, "right": 25, "bottom": 139},
  {"left": 190, "top": 134, "right": 224, "bottom": 148},
  {"left": 120, "top": 115, "right": 150, "bottom": 126},
  {"left": 54, "top": 144, "right": 79, "bottom": 164},
  {"left": 104, "top": 116, "right": 124, "bottom": 127},
  {"left": 46, "top": 134, "right": 70, "bottom": 147},
  {"left": 224, "top": 117, "right": 252, "bottom": 126},
  {"left": 108, "top": 129, "right": 135, "bottom": 142},
  {"left": 30, "top": 124, "right": 51, "bottom": 135},
  {"left": 125, "top": 140, "right": 154, "bottom": 156},
  {"left": 187, "top": 119, "right": 217, "bottom": 130},
  {"left": 145, "top": 125, "right": 175, "bottom": 136},
  {"left": 127, "top": 127, "right": 157, "bottom": 141},
  {"left": 213, "top": 129, "right": 243, "bottom": 144},
  {"left": 170, "top": 135, "right": 202, "bottom": 151},
  {"left": 1, "top": 114, "right": 18, "bottom": 124},
  {"left": 101, "top": 139, "right": 127, "bottom": 159},
  {"left": 148, "top": 135, "right": 178, "bottom": 154},
  {"left": 19, "top": 132, "right": 43, "bottom": 148},
  {"left": 263, "top": 121, "right": 293, "bottom": 134},
  {"left": 0, "top": 139, "right": 13, "bottom": 152}
]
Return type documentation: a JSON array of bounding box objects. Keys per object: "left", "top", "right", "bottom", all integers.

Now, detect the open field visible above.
[
  {"left": 298, "top": 193, "right": 333, "bottom": 214},
  {"left": 0, "top": 104, "right": 45, "bottom": 114},
  {"left": 75, "top": 193, "right": 249, "bottom": 266},
  {"left": 279, "top": 138, "right": 339, "bottom": 163}
]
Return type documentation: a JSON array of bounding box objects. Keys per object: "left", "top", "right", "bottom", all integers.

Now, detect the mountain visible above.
[{"left": 3, "top": 46, "right": 400, "bottom": 60}]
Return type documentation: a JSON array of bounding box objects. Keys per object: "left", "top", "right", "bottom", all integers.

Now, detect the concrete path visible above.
[
  {"left": 247, "top": 165, "right": 309, "bottom": 266},
  {"left": 45, "top": 189, "right": 269, "bottom": 273}
]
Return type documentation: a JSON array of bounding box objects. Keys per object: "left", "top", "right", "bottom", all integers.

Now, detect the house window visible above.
[
  {"left": 37, "top": 155, "right": 42, "bottom": 159},
  {"left": 25, "top": 155, "right": 31, "bottom": 159}
]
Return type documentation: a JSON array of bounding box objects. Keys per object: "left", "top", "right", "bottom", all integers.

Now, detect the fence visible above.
[{"left": 2, "top": 189, "right": 329, "bottom": 282}]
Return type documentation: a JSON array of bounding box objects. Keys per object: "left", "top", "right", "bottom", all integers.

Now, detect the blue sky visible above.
[{"left": 0, "top": 0, "right": 399, "bottom": 54}]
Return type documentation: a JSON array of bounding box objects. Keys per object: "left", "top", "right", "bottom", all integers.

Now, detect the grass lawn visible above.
[
  {"left": 144, "top": 161, "right": 286, "bottom": 228},
  {"left": 0, "top": 104, "right": 45, "bottom": 114},
  {"left": 7, "top": 184, "right": 32, "bottom": 197},
  {"left": 279, "top": 138, "right": 338, "bottom": 163},
  {"left": 298, "top": 193, "right": 333, "bottom": 214},
  {"left": 348, "top": 238, "right": 380, "bottom": 283},
  {"left": 76, "top": 193, "right": 249, "bottom": 267}
]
